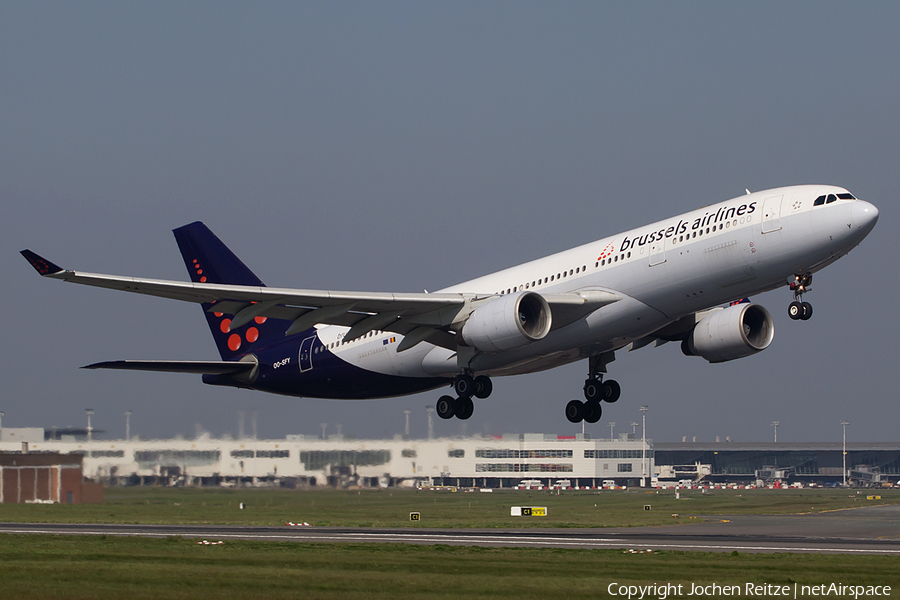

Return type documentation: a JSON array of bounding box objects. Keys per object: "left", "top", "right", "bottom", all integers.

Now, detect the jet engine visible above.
[
  {"left": 461, "top": 291, "right": 552, "bottom": 352},
  {"left": 681, "top": 303, "right": 774, "bottom": 363}
]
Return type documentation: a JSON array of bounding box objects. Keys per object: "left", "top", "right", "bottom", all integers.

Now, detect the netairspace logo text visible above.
[{"left": 607, "top": 582, "right": 891, "bottom": 600}]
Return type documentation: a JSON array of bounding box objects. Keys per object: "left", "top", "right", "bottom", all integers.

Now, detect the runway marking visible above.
[{"left": 2, "top": 528, "right": 900, "bottom": 555}]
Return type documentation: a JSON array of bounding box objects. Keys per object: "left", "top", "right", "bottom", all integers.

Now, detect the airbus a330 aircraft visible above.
[{"left": 22, "top": 185, "right": 878, "bottom": 423}]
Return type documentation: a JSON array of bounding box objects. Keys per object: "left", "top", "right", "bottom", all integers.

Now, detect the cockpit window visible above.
[{"left": 815, "top": 192, "right": 855, "bottom": 207}]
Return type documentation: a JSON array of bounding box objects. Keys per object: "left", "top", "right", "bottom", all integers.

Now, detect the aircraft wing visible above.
[{"left": 21, "top": 250, "right": 619, "bottom": 349}]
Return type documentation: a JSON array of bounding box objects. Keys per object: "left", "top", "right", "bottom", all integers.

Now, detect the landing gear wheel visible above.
[
  {"left": 436, "top": 395, "right": 457, "bottom": 420},
  {"left": 583, "top": 379, "right": 601, "bottom": 402},
  {"left": 455, "top": 396, "right": 474, "bottom": 420},
  {"left": 800, "top": 302, "right": 813, "bottom": 321},
  {"left": 454, "top": 374, "right": 475, "bottom": 398},
  {"left": 788, "top": 274, "right": 814, "bottom": 321},
  {"left": 584, "top": 401, "right": 602, "bottom": 423},
  {"left": 473, "top": 376, "right": 493, "bottom": 399},
  {"left": 601, "top": 379, "right": 621, "bottom": 403},
  {"left": 565, "top": 400, "right": 585, "bottom": 423}
]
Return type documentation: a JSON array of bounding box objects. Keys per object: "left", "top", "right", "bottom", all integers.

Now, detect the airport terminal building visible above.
[
  {"left": 0, "top": 429, "right": 653, "bottom": 488},
  {"left": 2, "top": 428, "right": 898, "bottom": 488},
  {"left": 655, "top": 441, "right": 900, "bottom": 486}
]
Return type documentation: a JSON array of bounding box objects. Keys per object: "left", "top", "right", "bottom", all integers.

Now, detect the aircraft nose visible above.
[{"left": 852, "top": 200, "right": 879, "bottom": 234}]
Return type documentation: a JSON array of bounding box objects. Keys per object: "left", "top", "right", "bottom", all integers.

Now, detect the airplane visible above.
[{"left": 21, "top": 184, "right": 878, "bottom": 424}]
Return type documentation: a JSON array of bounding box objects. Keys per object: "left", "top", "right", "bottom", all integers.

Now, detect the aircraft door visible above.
[
  {"left": 649, "top": 239, "right": 666, "bottom": 266},
  {"left": 761, "top": 195, "right": 783, "bottom": 233},
  {"left": 298, "top": 335, "right": 316, "bottom": 372}
]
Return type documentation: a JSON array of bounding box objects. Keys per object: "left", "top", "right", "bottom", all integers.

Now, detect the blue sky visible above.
[{"left": 2, "top": 2, "right": 897, "bottom": 442}]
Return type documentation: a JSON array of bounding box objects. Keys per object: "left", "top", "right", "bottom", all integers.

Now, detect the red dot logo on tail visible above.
[{"left": 228, "top": 334, "right": 241, "bottom": 351}]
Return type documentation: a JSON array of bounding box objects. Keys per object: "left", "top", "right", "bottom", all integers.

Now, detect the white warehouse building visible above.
[{"left": 0, "top": 430, "right": 655, "bottom": 488}]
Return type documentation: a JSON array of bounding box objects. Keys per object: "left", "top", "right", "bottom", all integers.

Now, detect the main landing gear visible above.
[
  {"left": 787, "top": 274, "right": 813, "bottom": 321},
  {"left": 566, "top": 354, "right": 621, "bottom": 424},
  {"left": 436, "top": 373, "right": 492, "bottom": 421}
]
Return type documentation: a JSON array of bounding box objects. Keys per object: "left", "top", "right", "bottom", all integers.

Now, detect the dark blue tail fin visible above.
[{"left": 173, "top": 222, "right": 289, "bottom": 360}]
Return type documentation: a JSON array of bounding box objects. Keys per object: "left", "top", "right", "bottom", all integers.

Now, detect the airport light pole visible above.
[
  {"left": 320, "top": 423, "right": 327, "bottom": 440},
  {"left": 124, "top": 410, "right": 132, "bottom": 441},
  {"left": 0, "top": 411, "right": 4, "bottom": 430},
  {"left": 85, "top": 408, "right": 94, "bottom": 442},
  {"left": 609, "top": 421, "right": 616, "bottom": 440},
  {"left": 426, "top": 406, "right": 434, "bottom": 440},
  {"left": 403, "top": 409, "right": 411, "bottom": 438},
  {"left": 841, "top": 420, "right": 850, "bottom": 487},
  {"left": 771, "top": 420, "right": 779, "bottom": 443},
  {"left": 640, "top": 406, "right": 648, "bottom": 487}
]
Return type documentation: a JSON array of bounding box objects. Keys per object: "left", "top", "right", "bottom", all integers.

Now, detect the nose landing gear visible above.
[
  {"left": 787, "top": 274, "right": 813, "bottom": 320},
  {"left": 437, "top": 373, "right": 492, "bottom": 421}
]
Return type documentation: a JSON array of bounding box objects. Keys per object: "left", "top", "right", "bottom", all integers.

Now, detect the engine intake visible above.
[
  {"left": 682, "top": 303, "right": 774, "bottom": 363},
  {"left": 461, "top": 291, "right": 552, "bottom": 352}
]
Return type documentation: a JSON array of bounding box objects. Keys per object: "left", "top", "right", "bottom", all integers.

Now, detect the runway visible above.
[{"left": 2, "top": 504, "right": 899, "bottom": 555}]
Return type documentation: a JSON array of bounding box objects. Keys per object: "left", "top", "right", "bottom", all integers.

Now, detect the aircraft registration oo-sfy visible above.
[{"left": 22, "top": 185, "right": 878, "bottom": 423}]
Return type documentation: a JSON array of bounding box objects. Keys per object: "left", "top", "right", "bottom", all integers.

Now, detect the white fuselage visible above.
[{"left": 315, "top": 185, "right": 877, "bottom": 380}]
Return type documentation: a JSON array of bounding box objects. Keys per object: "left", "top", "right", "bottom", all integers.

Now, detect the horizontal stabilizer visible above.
[{"left": 82, "top": 360, "right": 255, "bottom": 375}]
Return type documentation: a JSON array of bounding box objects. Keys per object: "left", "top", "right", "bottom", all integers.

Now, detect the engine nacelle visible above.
[
  {"left": 461, "top": 291, "right": 552, "bottom": 352},
  {"left": 682, "top": 303, "right": 774, "bottom": 363}
]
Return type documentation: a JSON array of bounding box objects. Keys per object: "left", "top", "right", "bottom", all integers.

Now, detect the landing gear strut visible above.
[
  {"left": 566, "top": 353, "right": 621, "bottom": 424},
  {"left": 437, "top": 373, "right": 492, "bottom": 421},
  {"left": 787, "top": 274, "right": 813, "bottom": 321}
]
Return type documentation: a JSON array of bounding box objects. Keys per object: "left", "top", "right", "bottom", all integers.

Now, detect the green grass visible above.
[
  {"left": 1, "top": 489, "right": 898, "bottom": 599},
  {"left": 0, "top": 534, "right": 898, "bottom": 600},
  {"left": 1, "top": 487, "right": 896, "bottom": 528}
]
